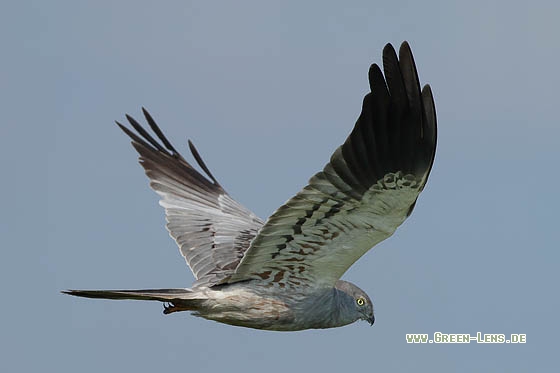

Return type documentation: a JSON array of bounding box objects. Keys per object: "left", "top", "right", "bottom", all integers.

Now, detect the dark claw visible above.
[{"left": 163, "top": 302, "right": 175, "bottom": 315}]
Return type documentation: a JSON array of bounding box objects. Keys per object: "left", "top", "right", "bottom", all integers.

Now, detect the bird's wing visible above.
[
  {"left": 228, "top": 42, "right": 437, "bottom": 288},
  {"left": 117, "top": 109, "right": 264, "bottom": 287}
]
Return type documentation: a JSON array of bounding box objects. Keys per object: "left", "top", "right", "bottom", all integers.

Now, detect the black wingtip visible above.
[
  {"left": 142, "top": 108, "right": 179, "bottom": 155},
  {"left": 124, "top": 113, "right": 167, "bottom": 153},
  {"left": 115, "top": 120, "right": 130, "bottom": 133},
  {"left": 368, "top": 63, "right": 386, "bottom": 93},
  {"left": 188, "top": 139, "right": 220, "bottom": 186},
  {"left": 383, "top": 42, "right": 397, "bottom": 60},
  {"left": 339, "top": 40, "right": 436, "bottom": 195},
  {"left": 399, "top": 42, "right": 416, "bottom": 69},
  {"left": 421, "top": 84, "right": 437, "bottom": 166},
  {"left": 400, "top": 40, "right": 411, "bottom": 52}
]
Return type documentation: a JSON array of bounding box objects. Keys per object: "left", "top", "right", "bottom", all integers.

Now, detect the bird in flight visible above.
[{"left": 63, "top": 41, "right": 436, "bottom": 331}]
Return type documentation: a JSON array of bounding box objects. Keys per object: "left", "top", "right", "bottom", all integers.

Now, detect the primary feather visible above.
[{"left": 63, "top": 41, "right": 436, "bottom": 331}]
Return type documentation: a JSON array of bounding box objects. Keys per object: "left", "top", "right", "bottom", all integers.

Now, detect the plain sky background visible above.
[{"left": 2, "top": 1, "right": 558, "bottom": 372}]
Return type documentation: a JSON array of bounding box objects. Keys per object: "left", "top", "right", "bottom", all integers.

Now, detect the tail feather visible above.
[{"left": 62, "top": 288, "right": 195, "bottom": 302}]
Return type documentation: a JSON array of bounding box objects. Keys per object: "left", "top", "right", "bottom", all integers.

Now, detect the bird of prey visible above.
[{"left": 63, "top": 41, "right": 436, "bottom": 331}]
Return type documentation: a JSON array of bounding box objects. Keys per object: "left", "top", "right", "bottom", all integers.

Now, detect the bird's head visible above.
[{"left": 334, "top": 280, "right": 375, "bottom": 326}]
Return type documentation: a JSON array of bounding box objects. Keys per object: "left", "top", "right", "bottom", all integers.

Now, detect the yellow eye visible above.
[{"left": 356, "top": 298, "right": 365, "bottom": 306}]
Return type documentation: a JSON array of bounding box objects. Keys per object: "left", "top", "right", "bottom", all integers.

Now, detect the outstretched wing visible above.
[
  {"left": 117, "top": 109, "right": 264, "bottom": 288},
  {"left": 228, "top": 42, "right": 437, "bottom": 288}
]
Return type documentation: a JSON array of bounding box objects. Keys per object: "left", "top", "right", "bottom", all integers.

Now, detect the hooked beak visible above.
[{"left": 368, "top": 314, "right": 375, "bottom": 326}]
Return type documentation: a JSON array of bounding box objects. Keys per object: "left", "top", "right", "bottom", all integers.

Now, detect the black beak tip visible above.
[{"left": 369, "top": 315, "right": 375, "bottom": 326}]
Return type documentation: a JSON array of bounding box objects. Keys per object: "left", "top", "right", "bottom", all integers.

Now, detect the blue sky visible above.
[{"left": 2, "top": 1, "right": 558, "bottom": 372}]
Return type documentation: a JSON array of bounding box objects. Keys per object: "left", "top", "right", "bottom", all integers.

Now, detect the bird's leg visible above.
[{"left": 162, "top": 301, "right": 191, "bottom": 315}]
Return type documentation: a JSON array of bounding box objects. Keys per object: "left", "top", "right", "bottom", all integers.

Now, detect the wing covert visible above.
[
  {"left": 228, "top": 42, "right": 437, "bottom": 288},
  {"left": 117, "top": 109, "right": 264, "bottom": 287}
]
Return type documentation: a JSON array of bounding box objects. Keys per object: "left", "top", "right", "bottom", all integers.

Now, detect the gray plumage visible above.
[{"left": 63, "top": 41, "right": 436, "bottom": 331}]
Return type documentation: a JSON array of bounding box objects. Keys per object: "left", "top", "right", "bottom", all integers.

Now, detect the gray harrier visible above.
[{"left": 64, "top": 41, "right": 437, "bottom": 331}]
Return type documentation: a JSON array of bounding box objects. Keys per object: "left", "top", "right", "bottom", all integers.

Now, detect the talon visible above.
[{"left": 163, "top": 302, "right": 175, "bottom": 315}]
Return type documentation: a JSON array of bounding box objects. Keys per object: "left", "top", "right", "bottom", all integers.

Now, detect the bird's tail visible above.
[{"left": 62, "top": 288, "right": 203, "bottom": 314}]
